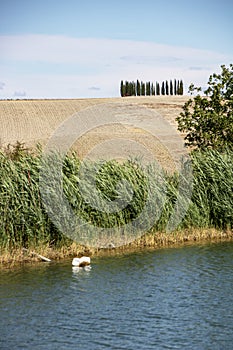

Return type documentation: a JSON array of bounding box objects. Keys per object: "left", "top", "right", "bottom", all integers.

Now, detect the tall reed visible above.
[
  {"left": 0, "top": 144, "right": 232, "bottom": 250},
  {"left": 185, "top": 149, "right": 233, "bottom": 229}
]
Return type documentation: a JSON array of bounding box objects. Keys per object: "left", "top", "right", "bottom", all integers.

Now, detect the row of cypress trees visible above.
[{"left": 120, "top": 79, "right": 184, "bottom": 97}]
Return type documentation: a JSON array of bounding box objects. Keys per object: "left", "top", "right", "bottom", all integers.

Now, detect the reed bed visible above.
[{"left": 0, "top": 143, "right": 232, "bottom": 262}]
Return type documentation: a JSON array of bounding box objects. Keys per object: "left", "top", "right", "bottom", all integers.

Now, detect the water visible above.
[{"left": 1, "top": 242, "right": 233, "bottom": 350}]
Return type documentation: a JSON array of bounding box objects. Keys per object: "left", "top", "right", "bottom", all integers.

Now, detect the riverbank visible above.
[{"left": 1, "top": 228, "right": 233, "bottom": 266}]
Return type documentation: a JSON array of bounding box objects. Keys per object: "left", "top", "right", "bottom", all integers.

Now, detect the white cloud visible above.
[
  {"left": 0, "top": 34, "right": 228, "bottom": 65},
  {"left": 0, "top": 34, "right": 231, "bottom": 98}
]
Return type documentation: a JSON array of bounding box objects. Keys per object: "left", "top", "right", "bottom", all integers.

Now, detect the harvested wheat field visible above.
[{"left": 0, "top": 96, "right": 189, "bottom": 171}]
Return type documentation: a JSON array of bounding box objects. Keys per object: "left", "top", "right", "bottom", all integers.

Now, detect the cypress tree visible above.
[
  {"left": 120, "top": 79, "right": 183, "bottom": 97},
  {"left": 161, "top": 81, "right": 165, "bottom": 95},
  {"left": 170, "top": 80, "right": 173, "bottom": 95},
  {"left": 128, "top": 82, "right": 131, "bottom": 96},
  {"left": 174, "top": 79, "right": 177, "bottom": 95},
  {"left": 151, "top": 82, "right": 155, "bottom": 96},
  {"left": 141, "top": 81, "right": 145, "bottom": 96},
  {"left": 179, "top": 80, "right": 184, "bottom": 95},
  {"left": 130, "top": 81, "right": 135, "bottom": 96},
  {"left": 125, "top": 81, "right": 129, "bottom": 96},
  {"left": 136, "top": 79, "right": 141, "bottom": 96},
  {"left": 177, "top": 80, "right": 180, "bottom": 95},
  {"left": 146, "top": 81, "right": 151, "bottom": 96},
  {"left": 165, "top": 80, "right": 169, "bottom": 95},
  {"left": 129, "top": 81, "right": 134, "bottom": 96},
  {"left": 134, "top": 81, "right": 137, "bottom": 96},
  {"left": 133, "top": 81, "right": 137, "bottom": 96},
  {"left": 120, "top": 80, "right": 124, "bottom": 97}
]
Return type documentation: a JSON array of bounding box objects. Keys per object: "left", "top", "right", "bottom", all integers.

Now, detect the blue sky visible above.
[{"left": 0, "top": 0, "right": 232, "bottom": 99}]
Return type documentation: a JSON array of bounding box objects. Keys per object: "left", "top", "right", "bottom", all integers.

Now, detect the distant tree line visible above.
[{"left": 120, "top": 79, "right": 184, "bottom": 97}]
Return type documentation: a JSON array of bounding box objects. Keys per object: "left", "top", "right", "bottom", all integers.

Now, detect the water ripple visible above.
[{"left": 1, "top": 242, "right": 233, "bottom": 349}]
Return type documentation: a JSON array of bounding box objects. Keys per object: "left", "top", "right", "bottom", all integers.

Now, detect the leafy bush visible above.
[{"left": 176, "top": 64, "right": 233, "bottom": 150}]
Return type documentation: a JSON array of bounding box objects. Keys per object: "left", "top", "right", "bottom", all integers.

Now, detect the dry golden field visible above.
[{"left": 0, "top": 96, "right": 189, "bottom": 171}]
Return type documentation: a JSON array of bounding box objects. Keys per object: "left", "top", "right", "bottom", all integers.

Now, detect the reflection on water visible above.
[{"left": 1, "top": 242, "right": 233, "bottom": 350}]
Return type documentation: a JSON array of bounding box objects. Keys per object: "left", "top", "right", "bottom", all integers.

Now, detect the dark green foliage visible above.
[
  {"left": 177, "top": 80, "right": 180, "bottom": 95},
  {"left": 120, "top": 80, "right": 125, "bottom": 97},
  {"left": 177, "top": 80, "right": 183, "bottom": 95},
  {"left": 141, "top": 81, "right": 145, "bottom": 96},
  {"left": 146, "top": 81, "right": 151, "bottom": 96},
  {"left": 120, "top": 79, "right": 184, "bottom": 97},
  {"left": 170, "top": 80, "right": 173, "bottom": 95},
  {"left": 136, "top": 79, "right": 141, "bottom": 96},
  {"left": 127, "top": 81, "right": 131, "bottom": 96},
  {"left": 179, "top": 80, "right": 184, "bottom": 95},
  {"left": 131, "top": 81, "right": 136, "bottom": 96},
  {"left": 161, "top": 81, "right": 165, "bottom": 95},
  {"left": 125, "top": 81, "right": 129, "bottom": 96},
  {"left": 128, "top": 81, "right": 132, "bottom": 96},
  {"left": 174, "top": 79, "right": 177, "bottom": 95},
  {"left": 151, "top": 83, "right": 155, "bottom": 96},
  {"left": 176, "top": 64, "right": 233, "bottom": 150},
  {"left": 165, "top": 80, "right": 169, "bottom": 95}
]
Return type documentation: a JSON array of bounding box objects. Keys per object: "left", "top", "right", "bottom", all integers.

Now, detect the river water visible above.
[{"left": 1, "top": 242, "right": 233, "bottom": 350}]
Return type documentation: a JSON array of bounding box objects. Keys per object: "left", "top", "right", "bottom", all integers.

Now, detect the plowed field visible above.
[{"left": 0, "top": 96, "right": 189, "bottom": 171}]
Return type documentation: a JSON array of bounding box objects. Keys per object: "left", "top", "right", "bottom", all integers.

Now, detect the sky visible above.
[{"left": 0, "top": 0, "right": 232, "bottom": 99}]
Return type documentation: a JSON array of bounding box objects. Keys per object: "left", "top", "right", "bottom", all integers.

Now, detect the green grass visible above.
[{"left": 0, "top": 143, "right": 232, "bottom": 251}]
